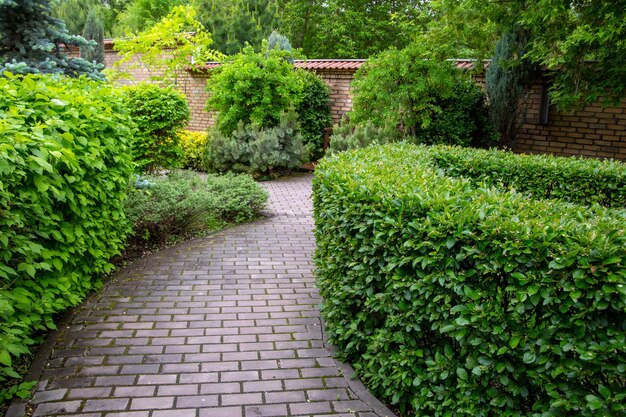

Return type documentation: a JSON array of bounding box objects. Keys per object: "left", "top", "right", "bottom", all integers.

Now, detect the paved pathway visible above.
[{"left": 7, "top": 174, "right": 394, "bottom": 417}]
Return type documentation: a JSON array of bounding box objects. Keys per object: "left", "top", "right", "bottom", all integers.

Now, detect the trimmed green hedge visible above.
[
  {"left": 0, "top": 74, "right": 134, "bottom": 393},
  {"left": 313, "top": 144, "right": 626, "bottom": 417},
  {"left": 430, "top": 146, "right": 626, "bottom": 208}
]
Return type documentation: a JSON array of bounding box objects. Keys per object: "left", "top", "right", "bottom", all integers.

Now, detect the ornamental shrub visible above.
[
  {"left": 350, "top": 46, "right": 496, "bottom": 147},
  {"left": 328, "top": 120, "right": 405, "bottom": 154},
  {"left": 179, "top": 130, "right": 210, "bottom": 171},
  {"left": 295, "top": 70, "right": 332, "bottom": 160},
  {"left": 313, "top": 144, "right": 626, "bottom": 417},
  {"left": 125, "top": 171, "right": 267, "bottom": 245},
  {"left": 0, "top": 74, "right": 133, "bottom": 394},
  {"left": 122, "top": 83, "right": 190, "bottom": 173},
  {"left": 430, "top": 146, "right": 626, "bottom": 208},
  {"left": 205, "top": 109, "right": 308, "bottom": 176},
  {"left": 206, "top": 44, "right": 303, "bottom": 136}
]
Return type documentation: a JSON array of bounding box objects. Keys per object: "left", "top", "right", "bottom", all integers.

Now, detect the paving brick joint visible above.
[{"left": 6, "top": 174, "right": 396, "bottom": 417}]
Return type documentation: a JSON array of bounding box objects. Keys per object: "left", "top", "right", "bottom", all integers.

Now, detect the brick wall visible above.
[
  {"left": 313, "top": 69, "right": 355, "bottom": 123},
  {"left": 180, "top": 71, "right": 215, "bottom": 131},
  {"left": 514, "top": 78, "right": 626, "bottom": 160}
]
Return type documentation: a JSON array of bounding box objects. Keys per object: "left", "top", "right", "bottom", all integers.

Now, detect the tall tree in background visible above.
[
  {"left": 486, "top": 30, "right": 535, "bottom": 147},
  {"left": 0, "top": 0, "right": 105, "bottom": 80},
  {"left": 193, "top": 0, "right": 281, "bottom": 55},
  {"left": 51, "top": 0, "right": 99, "bottom": 34},
  {"left": 115, "top": 0, "right": 182, "bottom": 35},
  {"left": 280, "top": 0, "right": 425, "bottom": 58},
  {"left": 81, "top": 8, "right": 105, "bottom": 64},
  {"left": 500, "top": 0, "right": 626, "bottom": 109},
  {"left": 51, "top": 0, "right": 129, "bottom": 36}
]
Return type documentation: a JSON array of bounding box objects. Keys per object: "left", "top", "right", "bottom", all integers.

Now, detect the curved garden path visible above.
[{"left": 7, "top": 174, "right": 395, "bottom": 417}]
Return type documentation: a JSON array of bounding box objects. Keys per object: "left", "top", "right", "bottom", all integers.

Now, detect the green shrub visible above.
[
  {"left": 179, "top": 130, "right": 210, "bottom": 171},
  {"left": 0, "top": 74, "right": 134, "bottom": 394},
  {"left": 205, "top": 110, "right": 308, "bottom": 176},
  {"left": 296, "top": 70, "right": 332, "bottom": 160},
  {"left": 313, "top": 144, "right": 626, "bottom": 417},
  {"left": 430, "top": 146, "right": 626, "bottom": 208},
  {"left": 350, "top": 46, "right": 496, "bottom": 147},
  {"left": 123, "top": 82, "right": 190, "bottom": 172},
  {"left": 125, "top": 171, "right": 268, "bottom": 245},
  {"left": 328, "top": 120, "right": 405, "bottom": 154},
  {"left": 206, "top": 44, "right": 303, "bottom": 136}
]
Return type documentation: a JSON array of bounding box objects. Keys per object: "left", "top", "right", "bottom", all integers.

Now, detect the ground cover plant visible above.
[
  {"left": 125, "top": 170, "right": 268, "bottom": 248},
  {"left": 0, "top": 73, "right": 134, "bottom": 402},
  {"left": 313, "top": 143, "right": 626, "bottom": 417}
]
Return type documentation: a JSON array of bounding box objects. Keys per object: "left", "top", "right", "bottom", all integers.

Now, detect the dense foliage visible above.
[
  {"left": 179, "top": 130, "right": 210, "bottom": 171},
  {"left": 122, "top": 83, "right": 190, "bottom": 172},
  {"left": 295, "top": 70, "right": 331, "bottom": 160},
  {"left": 206, "top": 45, "right": 303, "bottom": 136},
  {"left": 486, "top": 31, "right": 534, "bottom": 147},
  {"left": 0, "top": 74, "right": 134, "bottom": 397},
  {"left": 430, "top": 146, "right": 626, "bottom": 208},
  {"left": 126, "top": 171, "right": 267, "bottom": 245},
  {"left": 492, "top": 1, "right": 626, "bottom": 109},
  {"left": 328, "top": 121, "right": 404, "bottom": 154},
  {"left": 205, "top": 110, "right": 308, "bottom": 176},
  {"left": 0, "top": 0, "right": 104, "bottom": 80},
  {"left": 351, "top": 46, "right": 495, "bottom": 147},
  {"left": 280, "top": 0, "right": 423, "bottom": 58},
  {"left": 193, "top": 0, "right": 281, "bottom": 56},
  {"left": 314, "top": 144, "right": 626, "bottom": 417}
]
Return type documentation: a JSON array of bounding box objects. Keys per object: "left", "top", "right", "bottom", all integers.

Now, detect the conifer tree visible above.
[
  {"left": 81, "top": 8, "right": 105, "bottom": 65},
  {"left": 0, "top": 0, "right": 105, "bottom": 80},
  {"left": 485, "top": 30, "right": 534, "bottom": 147}
]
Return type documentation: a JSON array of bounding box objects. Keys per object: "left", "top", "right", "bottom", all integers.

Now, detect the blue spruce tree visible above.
[{"left": 0, "top": 0, "right": 105, "bottom": 80}]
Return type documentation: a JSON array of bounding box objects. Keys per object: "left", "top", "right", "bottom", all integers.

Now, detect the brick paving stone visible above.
[{"left": 23, "top": 175, "right": 393, "bottom": 417}]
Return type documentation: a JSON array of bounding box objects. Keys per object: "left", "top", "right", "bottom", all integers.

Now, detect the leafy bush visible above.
[
  {"left": 179, "top": 130, "right": 210, "bottom": 171},
  {"left": 122, "top": 82, "right": 190, "bottom": 172},
  {"left": 350, "top": 46, "right": 496, "bottom": 147},
  {"left": 205, "top": 110, "right": 308, "bottom": 176},
  {"left": 430, "top": 146, "right": 626, "bottom": 208},
  {"left": 295, "top": 70, "right": 332, "bottom": 160},
  {"left": 206, "top": 44, "right": 303, "bottom": 136},
  {"left": 125, "top": 171, "right": 268, "bottom": 245},
  {"left": 329, "top": 120, "right": 405, "bottom": 154},
  {"left": 0, "top": 74, "right": 133, "bottom": 395},
  {"left": 313, "top": 143, "right": 626, "bottom": 417}
]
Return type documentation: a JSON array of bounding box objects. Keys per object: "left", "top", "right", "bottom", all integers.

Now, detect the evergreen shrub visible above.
[
  {"left": 122, "top": 83, "right": 190, "bottom": 173},
  {"left": 205, "top": 110, "right": 308, "bottom": 176},
  {"left": 179, "top": 130, "right": 210, "bottom": 171},
  {"left": 125, "top": 171, "right": 267, "bottom": 245},
  {"left": 313, "top": 143, "right": 626, "bottom": 417},
  {"left": 0, "top": 74, "right": 134, "bottom": 394},
  {"left": 329, "top": 120, "right": 405, "bottom": 154}
]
